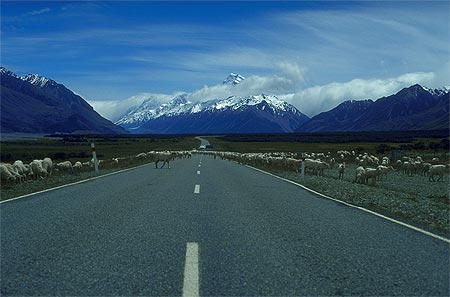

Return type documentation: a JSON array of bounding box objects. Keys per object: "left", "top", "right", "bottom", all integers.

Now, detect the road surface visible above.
[{"left": 1, "top": 154, "right": 449, "bottom": 296}]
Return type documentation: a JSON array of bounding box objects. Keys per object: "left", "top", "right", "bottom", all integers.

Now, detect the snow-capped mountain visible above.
[
  {"left": 116, "top": 86, "right": 310, "bottom": 134},
  {"left": 299, "top": 84, "right": 449, "bottom": 132},
  {"left": 0, "top": 67, "right": 126, "bottom": 134},
  {"left": 223, "top": 73, "right": 245, "bottom": 85},
  {"left": 21, "top": 73, "right": 56, "bottom": 88}
]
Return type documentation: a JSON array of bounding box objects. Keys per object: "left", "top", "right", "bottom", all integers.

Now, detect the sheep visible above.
[
  {"left": 13, "top": 160, "right": 28, "bottom": 179},
  {"left": 0, "top": 164, "right": 17, "bottom": 185},
  {"left": 402, "top": 161, "right": 415, "bottom": 176},
  {"left": 428, "top": 165, "right": 447, "bottom": 182},
  {"left": 56, "top": 161, "right": 74, "bottom": 174},
  {"left": 365, "top": 167, "right": 381, "bottom": 185},
  {"left": 376, "top": 165, "right": 394, "bottom": 180},
  {"left": 42, "top": 157, "right": 53, "bottom": 176},
  {"left": 151, "top": 152, "right": 177, "bottom": 169},
  {"left": 285, "top": 158, "right": 302, "bottom": 173},
  {"left": 354, "top": 166, "right": 366, "bottom": 184},
  {"left": 419, "top": 163, "right": 432, "bottom": 176},
  {"left": 338, "top": 163, "right": 345, "bottom": 180},
  {"left": 430, "top": 158, "right": 440, "bottom": 165},
  {"left": 30, "top": 160, "right": 48, "bottom": 179},
  {"left": 73, "top": 161, "right": 83, "bottom": 172},
  {"left": 304, "top": 159, "right": 322, "bottom": 175},
  {"left": 136, "top": 152, "right": 148, "bottom": 159}
]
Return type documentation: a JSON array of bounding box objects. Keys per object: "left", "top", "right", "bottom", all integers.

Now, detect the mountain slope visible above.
[
  {"left": 0, "top": 67, "right": 126, "bottom": 134},
  {"left": 299, "top": 84, "right": 449, "bottom": 132}
]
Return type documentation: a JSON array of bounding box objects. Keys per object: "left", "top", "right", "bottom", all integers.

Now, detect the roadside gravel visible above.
[{"left": 264, "top": 164, "right": 449, "bottom": 236}]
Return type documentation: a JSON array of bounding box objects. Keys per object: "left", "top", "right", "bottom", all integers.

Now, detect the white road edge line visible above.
[
  {"left": 1, "top": 162, "right": 154, "bottom": 204},
  {"left": 245, "top": 165, "right": 450, "bottom": 244},
  {"left": 194, "top": 185, "right": 200, "bottom": 194},
  {"left": 182, "top": 242, "right": 199, "bottom": 297},
  {"left": 197, "top": 171, "right": 200, "bottom": 175}
]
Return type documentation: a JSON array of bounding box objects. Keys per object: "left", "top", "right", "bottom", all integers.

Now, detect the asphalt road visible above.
[
  {"left": 1, "top": 154, "right": 449, "bottom": 296},
  {"left": 195, "top": 137, "right": 210, "bottom": 147}
]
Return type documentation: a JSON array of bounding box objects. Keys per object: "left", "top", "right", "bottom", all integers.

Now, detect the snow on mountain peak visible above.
[
  {"left": 21, "top": 73, "right": 55, "bottom": 87},
  {"left": 423, "top": 85, "right": 450, "bottom": 96},
  {"left": 0, "top": 66, "right": 20, "bottom": 78},
  {"left": 223, "top": 73, "right": 245, "bottom": 86}
]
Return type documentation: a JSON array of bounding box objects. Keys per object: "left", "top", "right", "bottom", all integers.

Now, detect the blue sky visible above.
[{"left": 2, "top": 1, "right": 449, "bottom": 119}]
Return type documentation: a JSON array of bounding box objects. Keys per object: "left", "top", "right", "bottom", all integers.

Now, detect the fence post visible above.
[
  {"left": 91, "top": 142, "right": 99, "bottom": 175},
  {"left": 301, "top": 160, "right": 305, "bottom": 178}
]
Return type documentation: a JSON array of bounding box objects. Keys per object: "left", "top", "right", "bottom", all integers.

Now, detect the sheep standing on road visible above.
[{"left": 151, "top": 152, "right": 176, "bottom": 169}]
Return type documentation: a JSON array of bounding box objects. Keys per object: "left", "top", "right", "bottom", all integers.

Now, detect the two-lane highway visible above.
[{"left": 1, "top": 154, "right": 449, "bottom": 296}]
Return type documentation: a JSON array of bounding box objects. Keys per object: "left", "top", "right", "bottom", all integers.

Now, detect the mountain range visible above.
[
  {"left": 1, "top": 67, "right": 448, "bottom": 135},
  {"left": 0, "top": 67, "right": 125, "bottom": 134},
  {"left": 116, "top": 92, "right": 309, "bottom": 134},
  {"left": 298, "top": 84, "right": 449, "bottom": 132}
]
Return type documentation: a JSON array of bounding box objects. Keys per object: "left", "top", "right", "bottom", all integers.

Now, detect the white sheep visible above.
[
  {"left": 13, "top": 160, "right": 28, "bottom": 178},
  {"left": 304, "top": 159, "right": 327, "bottom": 176},
  {"left": 429, "top": 165, "right": 447, "bottom": 182},
  {"left": 365, "top": 167, "right": 381, "bottom": 185},
  {"left": 30, "top": 160, "right": 48, "bottom": 179},
  {"left": 420, "top": 163, "right": 432, "bottom": 176},
  {"left": 1, "top": 164, "right": 17, "bottom": 185},
  {"left": 354, "top": 166, "right": 366, "bottom": 184},
  {"left": 136, "top": 152, "right": 148, "bottom": 159},
  {"left": 338, "top": 163, "right": 345, "bottom": 180},
  {"left": 430, "top": 158, "right": 440, "bottom": 165},
  {"left": 56, "top": 161, "right": 74, "bottom": 174},
  {"left": 150, "top": 152, "right": 177, "bottom": 169},
  {"left": 42, "top": 157, "right": 53, "bottom": 176},
  {"left": 73, "top": 161, "right": 83, "bottom": 172},
  {"left": 376, "top": 165, "right": 394, "bottom": 181}
]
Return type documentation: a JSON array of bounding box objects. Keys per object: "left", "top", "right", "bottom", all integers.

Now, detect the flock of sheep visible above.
[
  {"left": 201, "top": 150, "right": 449, "bottom": 184},
  {"left": 1, "top": 147, "right": 447, "bottom": 188},
  {"left": 0, "top": 150, "right": 192, "bottom": 186}
]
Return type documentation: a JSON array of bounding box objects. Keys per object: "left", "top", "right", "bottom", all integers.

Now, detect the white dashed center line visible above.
[
  {"left": 198, "top": 164, "right": 201, "bottom": 167},
  {"left": 182, "top": 242, "right": 199, "bottom": 297},
  {"left": 194, "top": 185, "right": 200, "bottom": 194},
  {"left": 197, "top": 171, "right": 200, "bottom": 175}
]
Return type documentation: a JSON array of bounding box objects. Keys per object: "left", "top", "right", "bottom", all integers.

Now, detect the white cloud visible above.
[
  {"left": 187, "top": 73, "right": 297, "bottom": 103},
  {"left": 28, "top": 8, "right": 50, "bottom": 15},
  {"left": 279, "top": 72, "right": 436, "bottom": 117},
  {"left": 87, "top": 92, "right": 176, "bottom": 121},
  {"left": 275, "top": 61, "right": 306, "bottom": 83}
]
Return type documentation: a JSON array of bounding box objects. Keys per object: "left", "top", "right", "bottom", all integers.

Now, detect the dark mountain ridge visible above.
[
  {"left": 299, "top": 84, "right": 449, "bottom": 132},
  {"left": 0, "top": 67, "right": 126, "bottom": 134}
]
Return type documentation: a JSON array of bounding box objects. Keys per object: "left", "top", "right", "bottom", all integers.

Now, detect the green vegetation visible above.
[
  {"left": 0, "top": 136, "right": 198, "bottom": 164},
  {"left": 207, "top": 136, "right": 449, "bottom": 157},
  {"left": 0, "top": 136, "right": 198, "bottom": 200}
]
